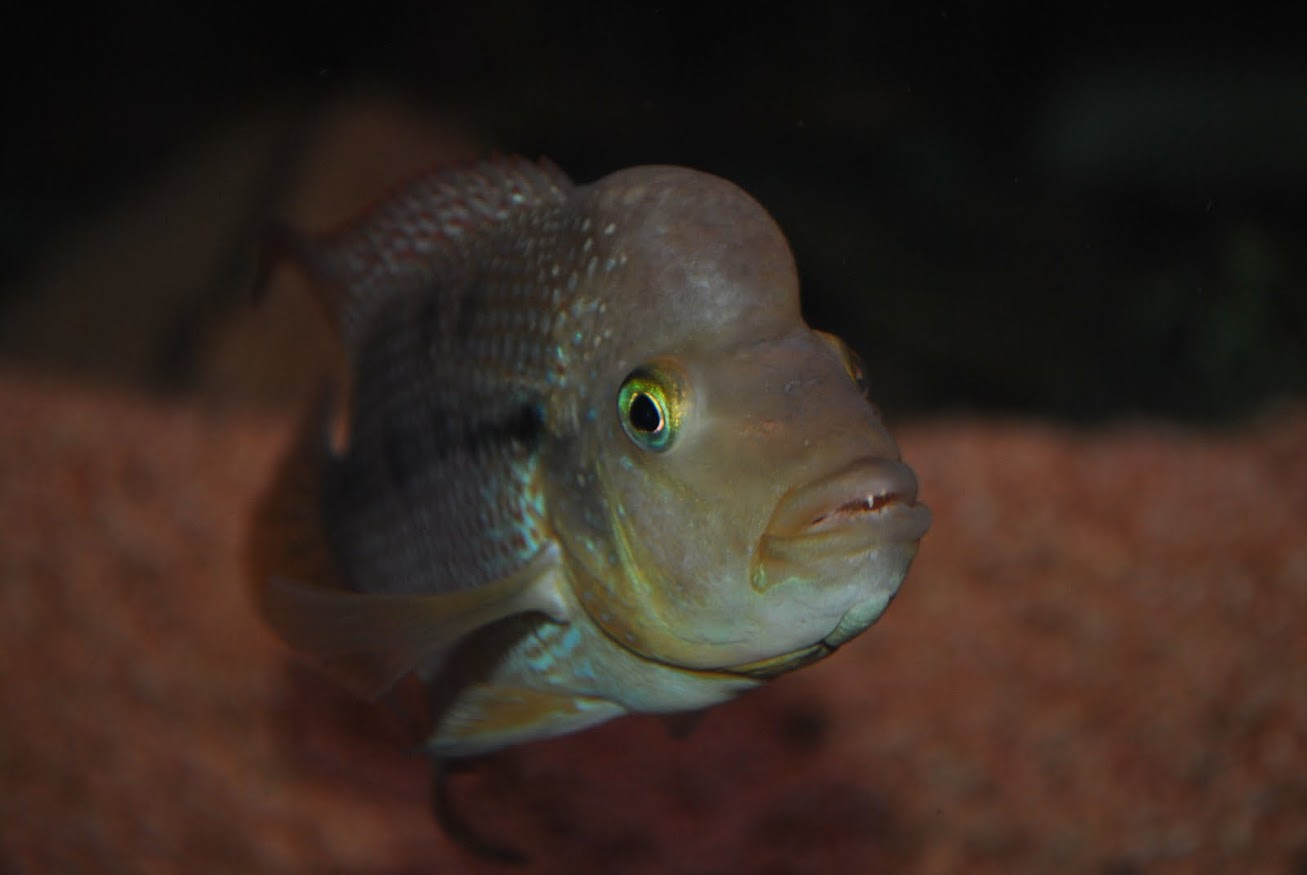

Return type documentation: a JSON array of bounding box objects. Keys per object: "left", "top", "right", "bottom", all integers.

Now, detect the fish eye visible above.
[
  {"left": 817, "top": 331, "right": 870, "bottom": 398},
  {"left": 617, "top": 362, "right": 685, "bottom": 452}
]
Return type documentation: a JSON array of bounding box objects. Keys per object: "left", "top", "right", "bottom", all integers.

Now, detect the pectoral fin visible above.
[{"left": 257, "top": 545, "right": 570, "bottom": 700}]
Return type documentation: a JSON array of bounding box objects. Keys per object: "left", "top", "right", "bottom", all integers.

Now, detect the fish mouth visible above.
[
  {"left": 735, "top": 457, "right": 930, "bottom": 661},
  {"left": 759, "top": 457, "right": 931, "bottom": 562}
]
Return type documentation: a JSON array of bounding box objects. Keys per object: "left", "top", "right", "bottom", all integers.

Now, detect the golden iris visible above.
[{"left": 617, "top": 362, "right": 685, "bottom": 452}]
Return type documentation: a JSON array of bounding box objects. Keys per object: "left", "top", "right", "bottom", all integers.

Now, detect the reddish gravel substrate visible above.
[{"left": 1, "top": 374, "right": 1303, "bottom": 874}]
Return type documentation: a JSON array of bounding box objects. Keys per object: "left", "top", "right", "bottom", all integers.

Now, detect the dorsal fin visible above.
[{"left": 269, "top": 156, "right": 572, "bottom": 348}]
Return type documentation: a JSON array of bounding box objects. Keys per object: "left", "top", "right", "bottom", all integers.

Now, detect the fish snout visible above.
[
  {"left": 727, "top": 456, "right": 931, "bottom": 671},
  {"left": 753, "top": 456, "right": 929, "bottom": 613}
]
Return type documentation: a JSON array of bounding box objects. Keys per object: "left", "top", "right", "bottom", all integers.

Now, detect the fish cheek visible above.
[
  {"left": 585, "top": 442, "right": 764, "bottom": 666},
  {"left": 544, "top": 429, "right": 677, "bottom": 656},
  {"left": 558, "top": 377, "right": 772, "bottom": 667}
]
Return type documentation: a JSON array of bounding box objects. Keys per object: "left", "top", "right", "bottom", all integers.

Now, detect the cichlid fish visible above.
[{"left": 250, "top": 157, "right": 930, "bottom": 763}]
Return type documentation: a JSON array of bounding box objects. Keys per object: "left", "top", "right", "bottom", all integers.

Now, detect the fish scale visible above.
[
  {"left": 321, "top": 160, "right": 571, "bottom": 349},
  {"left": 317, "top": 168, "right": 575, "bottom": 599},
  {"left": 328, "top": 298, "right": 552, "bottom": 596}
]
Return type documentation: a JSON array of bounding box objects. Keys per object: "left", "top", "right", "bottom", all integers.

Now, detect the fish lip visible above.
[
  {"left": 744, "top": 456, "right": 930, "bottom": 640},
  {"left": 763, "top": 457, "right": 930, "bottom": 543}
]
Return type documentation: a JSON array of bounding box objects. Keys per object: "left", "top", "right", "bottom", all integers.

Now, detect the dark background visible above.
[{"left": 3, "top": 2, "right": 1305, "bottom": 422}]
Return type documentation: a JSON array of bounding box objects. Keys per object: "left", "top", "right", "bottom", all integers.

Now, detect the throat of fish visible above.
[{"left": 556, "top": 533, "right": 833, "bottom": 685}]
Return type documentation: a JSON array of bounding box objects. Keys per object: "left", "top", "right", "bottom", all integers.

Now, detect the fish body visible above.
[{"left": 251, "top": 158, "right": 930, "bottom": 758}]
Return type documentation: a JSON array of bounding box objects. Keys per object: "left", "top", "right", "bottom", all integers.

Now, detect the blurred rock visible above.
[{"left": 1, "top": 374, "right": 1303, "bottom": 873}]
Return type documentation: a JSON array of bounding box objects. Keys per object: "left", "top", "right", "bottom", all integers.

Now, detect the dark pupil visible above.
[{"left": 628, "top": 393, "right": 663, "bottom": 433}]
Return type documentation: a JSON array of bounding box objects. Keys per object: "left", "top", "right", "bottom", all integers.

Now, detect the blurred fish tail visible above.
[
  {"left": 252, "top": 221, "right": 349, "bottom": 336},
  {"left": 247, "top": 393, "right": 341, "bottom": 604}
]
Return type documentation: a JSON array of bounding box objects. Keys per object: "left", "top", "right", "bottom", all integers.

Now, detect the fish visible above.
[{"left": 249, "top": 155, "right": 930, "bottom": 769}]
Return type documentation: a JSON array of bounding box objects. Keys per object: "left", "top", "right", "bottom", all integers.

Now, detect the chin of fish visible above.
[{"left": 248, "top": 156, "right": 930, "bottom": 764}]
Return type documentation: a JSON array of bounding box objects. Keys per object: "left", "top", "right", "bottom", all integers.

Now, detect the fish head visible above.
[{"left": 555, "top": 167, "right": 930, "bottom": 675}]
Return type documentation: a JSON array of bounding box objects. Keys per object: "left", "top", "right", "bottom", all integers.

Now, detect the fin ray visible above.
[{"left": 257, "top": 545, "right": 569, "bottom": 699}]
